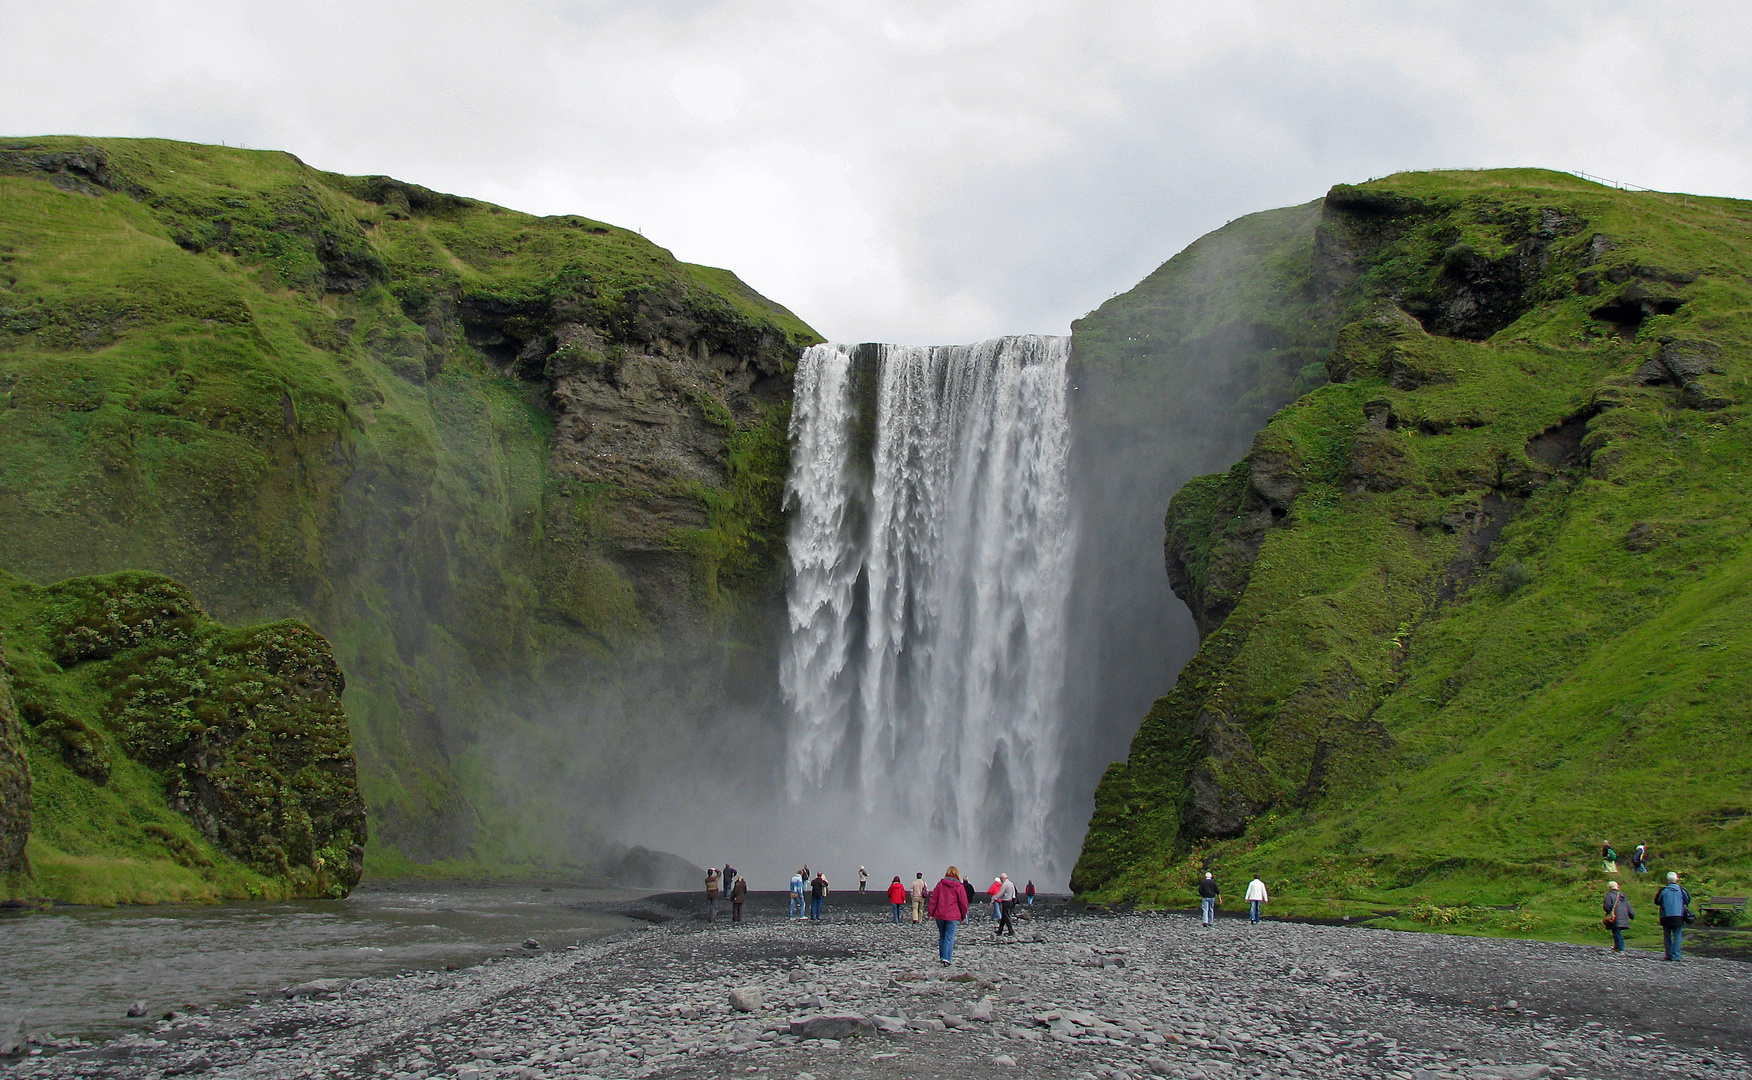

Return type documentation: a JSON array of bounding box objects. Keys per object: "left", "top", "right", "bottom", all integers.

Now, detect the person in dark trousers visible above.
[
  {"left": 704, "top": 868, "right": 721, "bottom": 922},
  {"left": 730, "top": 874, "right": 747, "bottom": 923},
  {"left": 995, "top": 873, "right": 1017, "bottom": 936},
  {"left": 1025, "top": 880, "right": 1035, "bottom": 906},
  {"left": 1655, "top": 871, "right": 1691, "bottom": 961},
  {"left": 961, "top": 876, "right": 977, "bottom": 923},
  {"left": 859, "top": 866, "right": 869, "bottom": 893},
  {"left": 1198, "top": 872, "right": 1220, "bottom": 926},
  {"left": 1602, "top": 880, "right": 1633, "bottom": 952},
  {"left": 928, "top": 867, "right": 970, "bottom": 964},
  {"left": 1633, "top": 843, "right": 1648, "bottom": 875},
  {"left": 887, "top": 875, "right": 907, "bottom": 922},
  {"left": 809, "top": 871, "right": 829, "bottom": 920},
  {"left": 722, "top": 862, "right": 736, "bottom": 896}
]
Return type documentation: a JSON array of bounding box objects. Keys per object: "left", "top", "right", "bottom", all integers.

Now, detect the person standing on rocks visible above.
[
  {"left": 1655, "top": 871, "right": 1692, "bottom": 961},
  {"left": 789, "top": 870, "right": 806, "bottom": 920},
  {"left": 909, "top": 872, "right": 928, "bottom": 923},
  {"left": 962, "top": 876, "right": 978, "bottom": 923},
  {"left": 1602, "top": 841, "right": 1617, "bottom": 874},
  {"left": 722, "top": 862, "right": 736, "bottom": 896},
  {"left": 995, "top": 873, "right": 1018, "bottom": 937},
  {"left": 730, "top": 874, "right": 748, "bottom": 923},
  {"left": 1198, "top": 872, "right": 1220, "bottom": 926},
  {"left": 1602, "top": 880, "right": 1633, "bottom": 952},
  {"left": 887, "top": 875, "right": 907, "bottom": 922},
  {"left": 988, "top": 875, "right": 1003, "bottom": 921},
  {"left": 809, "top": 870, "right": 829, "bottom": 921},
  {"left": 1245, "top": 875, "right": 1269, "bottom": 924},
  {"left": 705, "top": 868, "right": 721, "bottom": 922},
  {"left": 928, "top": 866, "right": 970, "bottom": 964},
  {"left": 1025, "top": 880, "right": 1035, "bottom": 906},
  {"left": 859, "top": 866, "right": 869, "bottom": 894}
]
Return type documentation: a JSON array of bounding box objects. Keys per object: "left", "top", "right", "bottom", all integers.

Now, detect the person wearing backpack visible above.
[
  {"left": 1601, "top": 841, "right": 1617, "bottom": 874},
  {"left": 1655, "top": 871, "right": 1692, "bottom": 961},
  {"left": 1602, "top": 880, "right": 1633, "bottom": 952},
  {"left": 1025, "top": 880, "right": 1035, "bottom": 906}
]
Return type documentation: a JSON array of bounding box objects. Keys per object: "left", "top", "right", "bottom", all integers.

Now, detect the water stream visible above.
[{"left": 782, "top": 336, "right": 1074, "bottom": 878}]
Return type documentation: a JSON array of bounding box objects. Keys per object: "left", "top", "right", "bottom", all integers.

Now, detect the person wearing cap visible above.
[
  {"left": 1197, "top": 872, "right": 1220, "bottom": 926},
  {"left": 858, "top": 866, "right": 869, "bottom": 894},
  {"left": 994, "top": 873, "right": 1018, "bottom": 937},
  {"left": 1602, "top": 880, "right": 1633, "bottom": 952},
  {"left": 1655, "top": 871, "right": 1692, "bottom": 961}
]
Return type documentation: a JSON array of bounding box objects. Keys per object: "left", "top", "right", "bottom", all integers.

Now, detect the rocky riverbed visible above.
[{"left": 4, "top": 900, "right": 1746, "bottom": 1080}]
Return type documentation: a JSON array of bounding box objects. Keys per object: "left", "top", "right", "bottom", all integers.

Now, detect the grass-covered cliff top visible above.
[{"left": 1075, "top": 168, "right": 1752, "bottom": 947}]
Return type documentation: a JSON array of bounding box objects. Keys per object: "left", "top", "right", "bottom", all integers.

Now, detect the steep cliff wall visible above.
[
  {"left": 0, "top": 138, "right": 817, "bottom": 875},
  {"left": 1076, "top": 170, "right": 1752, "bottom": 924}
]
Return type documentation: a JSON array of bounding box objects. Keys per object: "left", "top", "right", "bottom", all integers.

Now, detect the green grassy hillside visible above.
[
  {"left": 0, "top": 137, "right": 817, "bottom": 894},
  {"left": 1075, "top": 169, "right": 1752, "bottom": 944},
  {"left": 0, "top": 570, "right": 363, "bottom": 904}
]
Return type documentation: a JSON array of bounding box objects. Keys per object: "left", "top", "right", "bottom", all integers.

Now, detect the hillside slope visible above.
[
  {"left": 1075, "top": 170, "right": 1752, "bottom": 935},
  {"left": 0, "top": 137, "right": 817, "bottom": 884}
]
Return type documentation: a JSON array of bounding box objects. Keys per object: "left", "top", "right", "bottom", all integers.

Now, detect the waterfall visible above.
[{"left": 781, "top": 335, "right": 1074, "bottom": 876}]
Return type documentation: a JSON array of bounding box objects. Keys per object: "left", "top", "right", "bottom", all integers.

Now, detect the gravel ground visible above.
[{"left": 4, "top": 902, "right": 1746, "bottom": 1080}]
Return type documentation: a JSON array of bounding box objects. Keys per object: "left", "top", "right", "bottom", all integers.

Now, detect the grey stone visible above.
[
  {"left": 871, "top": 1015, "right": 905, "bottom": 1032},
  {"left": 788, "top": 969, "right": 809, "bottom": 983},
  {"left": 284, "top": 979, "right": 346, "bottom": 998},
  {"left": 728, "top": 987, "right": 763, "bottom": 1013},
  {"left": 127, "top": 1001, "right": 148, "bottom": 1018},
  {"left": 788, "top": 1014, "right": 872, "bottom": 1040},
  {"left": 968, "top": 996, "right": 995, "bottom": 1022}
]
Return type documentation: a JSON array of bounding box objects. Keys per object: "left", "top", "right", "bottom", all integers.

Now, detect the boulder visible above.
[
  {"left": 728, "top": 987, "right": 763, "bottom": 1013},
  {"left": 285, "top": 979, "right": 346, "bottom": 998},
  {"left": 789, "top": 1014, "right": 873, "bottom": 1040}
]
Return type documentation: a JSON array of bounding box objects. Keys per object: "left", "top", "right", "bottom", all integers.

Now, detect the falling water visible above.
[{"left": 781, "top": 336, "right": 1073, "bottom": 875}]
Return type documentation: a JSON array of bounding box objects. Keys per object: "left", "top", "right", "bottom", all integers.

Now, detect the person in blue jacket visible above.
[{"left": 1654, "top": 871, "right": 1692, "bottom": 961}]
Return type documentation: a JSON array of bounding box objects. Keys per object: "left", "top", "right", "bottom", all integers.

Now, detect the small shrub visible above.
[{"left": 1496, "top": 561, "right": 1533, "bottom": 596}]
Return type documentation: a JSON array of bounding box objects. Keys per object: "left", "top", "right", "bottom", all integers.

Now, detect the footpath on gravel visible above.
[{"left": 6, "top": 899, "right": 1747, "bottom": 1080}]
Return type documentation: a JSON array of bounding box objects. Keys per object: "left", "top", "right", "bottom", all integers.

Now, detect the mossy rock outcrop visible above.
[
  {"left": 1075, "top": 170, "right": 1752, "bottom": 920},
  {"left": 1, "top": 569, "right": 365, "bottom": 902}
]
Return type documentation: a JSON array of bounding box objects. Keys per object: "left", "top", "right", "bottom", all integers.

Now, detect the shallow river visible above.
[{"left": 0, "top": 883, "right": 643, "bottom": 1041}]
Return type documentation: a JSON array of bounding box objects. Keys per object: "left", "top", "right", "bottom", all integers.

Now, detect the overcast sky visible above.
[{"left": 4, "top": 1, "right": 1748, "bottom": 343}]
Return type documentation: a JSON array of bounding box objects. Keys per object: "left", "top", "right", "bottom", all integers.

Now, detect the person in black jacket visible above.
[
  {"left": 962, "top": 877, "right": 977, "bottom": 923},
  {"left": 1198, "top": 872, "right": 1220, "bottom": 926},
  {"left": 1602, "top": 880, "right": 1633, "bottom": 952},
  {"left": 730, "top": 875, "right": 748, "bottom": 923}
]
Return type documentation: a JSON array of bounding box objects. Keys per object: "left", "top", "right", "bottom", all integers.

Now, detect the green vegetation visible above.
[
  {"left": 0, "top": 569, "right": 363, "bottom": 904},
  {"left": 1075, "top": 169, "right": 1752, "bottom": 948},
  {"left": 0, "top": 137, "right": 818, "bottom": 885}
]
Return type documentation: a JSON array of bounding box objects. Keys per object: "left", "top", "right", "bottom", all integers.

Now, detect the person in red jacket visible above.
[
  {"left": 927, "top": 867, "right": 970, "bottom": 965},
  {"left": 887, "top": 876, "right": 907, "bottom": 922}
]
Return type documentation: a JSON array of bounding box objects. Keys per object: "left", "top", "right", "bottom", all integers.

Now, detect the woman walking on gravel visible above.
[
  {"left": 1602, "top": 880, "right": 1633, "bottom": 952},
  {"left": 929, "top": 867, "right": 970, "bottom": 964},
  {"left": 730, "top": 874, "right": 747, "bottom": 923},
  {"left": 887, "top": 876, "right": 907, "bottom": 922}
]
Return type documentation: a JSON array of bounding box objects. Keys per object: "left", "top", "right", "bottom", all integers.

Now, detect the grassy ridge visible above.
[
  {"left": 0, "top": 138, "right": 817, "bottom": 894},
  {"left": 1075, "top": 169, "right": 1752, "bottom": 945}
]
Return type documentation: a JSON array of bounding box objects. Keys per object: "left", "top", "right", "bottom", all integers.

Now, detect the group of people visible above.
[
  {"left": 702, "top": 862, "right": 747, "bottom": 922},
  {"left": 1603, "top": 871, "right": 1694, "bottom": 961},
  {"left": 921, "top": 867, "right": 1029, "bottom": 963},
  {"left": 1601, "top": 841, "right": 1651, "bottom": 876},
  {"left": 1194, "top": 872, "right": 1273, "bottom": 924}
]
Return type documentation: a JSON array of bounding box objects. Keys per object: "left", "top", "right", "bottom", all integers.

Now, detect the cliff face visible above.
[
  {"left": 1, "top": 570, "right": 365, "bottom": 902},
  {"left": 0, "top": 138, "right": 816, "bottom": 877},
  {"left": 1075, "top": 170, "right": 1752, "bottom": 912}
]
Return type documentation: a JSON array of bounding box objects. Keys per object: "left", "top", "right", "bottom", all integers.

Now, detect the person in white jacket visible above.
[{"left": 1244, "top": 876, "right": 1269, "bottom": 924}]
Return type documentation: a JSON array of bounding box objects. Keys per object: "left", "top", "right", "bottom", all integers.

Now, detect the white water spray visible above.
[{"left": 781, "top": 336, "right": 1074, "bottom": 877}]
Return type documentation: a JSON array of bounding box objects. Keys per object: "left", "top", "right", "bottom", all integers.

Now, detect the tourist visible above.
[
  {"left": 810, "top": 870, "right": 829, "bottom": 920},
  {"left": 1198, "top": 872, "right": 1220, "bottom": 926},
  {"left": 995, "top": 873, "right": 1017, "bottom": 937},
  {"left": 722, "top": 862, "right": 736, "bottom": 897},
  {"left": 988, "top": 876, "right": 1003, "bottom": 920},
  {"left": 887, "top": 875, "right": 907, "bottom": 922},
  {"left": 1025, "top": 880, "right": 1035, "bottom": 906},
  {"left": 859, "top": 866, "right": 869, "bottom": 894},
  {"left": 1633, "top": 843, "right": 1648, "bottom": 875},
  {"left": 1602, "top": 880, "right": 1632, "bottom": 952},
  {"left": 909, "top": 873, "right": 928, "bottom": 923},
  {"left": 928, "top": 866, "right": 970, "bottom": 964},
  {"left": 705, "top": 868, "right": 721, "bottom": 922},
  {"left": 1244, "top": 875, "right": 1269, "bottom": 923},
  {"left": 731, "top": 874, "right": 747, "bottom": 924},
  {"left": 1655, "top": 871, "right": 1692, "bottom": 962},
  {"left": 1602, "top": 841, "right": 1617, "bottom": 874},
  {"left": 789, "top": 870, "right": 805, "bottom": 920},
  {"left": 962, "top": 876, "right": 977, "bottom": 922}
]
